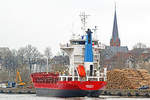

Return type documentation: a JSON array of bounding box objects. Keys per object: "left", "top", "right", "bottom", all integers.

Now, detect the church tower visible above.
[{"left": 110, "top": 5, "right": 121, "bottom": 46}]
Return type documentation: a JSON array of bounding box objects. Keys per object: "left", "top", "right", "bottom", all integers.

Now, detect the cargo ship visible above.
[{"left": 31, "top": 14, "right": 107, "bottom": 97}]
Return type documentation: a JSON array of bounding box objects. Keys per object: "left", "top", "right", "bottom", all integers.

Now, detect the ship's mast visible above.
[
  {"left": 80, "top": 12, "right": 90, "bottom": 35},
  {"left": 92, "top": 26, "right": 98, "bottom": 40}
]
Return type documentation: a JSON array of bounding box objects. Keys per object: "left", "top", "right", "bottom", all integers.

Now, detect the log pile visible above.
[{"left": 106, "top": 69, "right": 150, "bottom": 89}]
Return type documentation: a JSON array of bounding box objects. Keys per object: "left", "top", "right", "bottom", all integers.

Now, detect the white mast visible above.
[{"left": 79, "top": 12, "right": 90, "bottom": 35}]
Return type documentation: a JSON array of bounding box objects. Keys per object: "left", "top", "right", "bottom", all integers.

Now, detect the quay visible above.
[
  {"left": 0, "top": 88, "right": 35, "bottom": 94},
  {"left": 101, "top": 89, "right": 150, "bottom": 97}
]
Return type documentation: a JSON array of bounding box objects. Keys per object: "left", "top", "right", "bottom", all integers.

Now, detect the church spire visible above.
[{"left": 110, "top": 4, "right": 121, "bottom": 46}]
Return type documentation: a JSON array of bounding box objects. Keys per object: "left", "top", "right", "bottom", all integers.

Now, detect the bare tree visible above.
[
  {"left": 17, "top": 47, "right": 27, "bottom": 65},
  {"left": 17, "top": 44, "right": 42, "bottom": 73},
  {"left": 25, "top": 45, "right": 41, "bottom": 59},
  {"left": 133, "top": 42, "right": 147, "bottom": 49}
]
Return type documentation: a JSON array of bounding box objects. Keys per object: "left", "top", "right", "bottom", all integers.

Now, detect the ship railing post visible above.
[
  {"left": 104, "top": 67, "right": 107, "bottom": 81},
  {"left": 97, "top": 77, "right": 99, "bottom": 81},
  {"left": 60, "top": 76, "right": 63, "bottom": 81},
  {"left": 72, "top": 55, "right": 75, "bottom": 81},
  {"left": 72, "top": 76, "right": 74, "bottom": 81},
  {"left": 66, "top": 76, "right": 68, "bottom": 81},
  {"left": 72, "top": 74, "right": 74, "bottom": 81}
]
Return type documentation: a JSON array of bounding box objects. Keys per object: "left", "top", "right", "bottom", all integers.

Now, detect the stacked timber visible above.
[{"left": 106, "top": 69, "right": 150, "bottom": 89}]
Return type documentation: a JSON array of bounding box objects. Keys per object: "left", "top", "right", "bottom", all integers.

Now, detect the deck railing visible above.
[{"left": 59, "top": 73, "right": 105, "bottom": 81}]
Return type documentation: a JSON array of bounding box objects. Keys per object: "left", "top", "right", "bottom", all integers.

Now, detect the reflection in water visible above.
[
  {"left": 0, "top": 94, "right": 106, "bottom": 100},
  {"left": 0, "top": 94, "right": 150, "bottom": 100},
  {"left": 63, "top": 97, "right": 106, "bottom": 100}
]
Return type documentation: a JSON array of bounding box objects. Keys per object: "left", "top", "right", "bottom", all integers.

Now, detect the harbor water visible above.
[{"left": 0, "top": 94, "right": 150, "bottom": 100}]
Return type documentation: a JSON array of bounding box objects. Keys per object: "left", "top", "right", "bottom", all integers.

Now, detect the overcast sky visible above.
[{"left": 0, "top": 0, "right": 150, "bottom": 54}]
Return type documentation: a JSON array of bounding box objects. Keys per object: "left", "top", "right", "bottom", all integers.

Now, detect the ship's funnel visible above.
[{"left": 84, "top": 29, "right": 94, "bottom": 76}]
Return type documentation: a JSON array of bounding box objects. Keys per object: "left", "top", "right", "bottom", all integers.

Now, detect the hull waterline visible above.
[{"left": 36, "top": 88, "right": 102, "bottom": 97}]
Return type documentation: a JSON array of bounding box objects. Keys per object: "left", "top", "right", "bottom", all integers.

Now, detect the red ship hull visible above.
[{"left": 31, "top": 72, "right": 107, "bottom": 97}]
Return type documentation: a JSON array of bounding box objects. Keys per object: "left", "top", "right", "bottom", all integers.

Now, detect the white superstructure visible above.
[{"left": 60, "top": 33, "right": 104, "bottom": 76}]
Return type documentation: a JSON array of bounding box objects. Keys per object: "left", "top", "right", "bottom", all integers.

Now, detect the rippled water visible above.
[{"left": 0, "top": 94, "right": 150, "bottom": 100}]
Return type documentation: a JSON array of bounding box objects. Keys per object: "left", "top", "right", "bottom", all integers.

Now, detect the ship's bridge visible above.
[
  {"left": 60, "top": 39, "right": 99, "bottom": 49},
  {"left": 70, "top": 39, "right": 99, "bottom": 45}
]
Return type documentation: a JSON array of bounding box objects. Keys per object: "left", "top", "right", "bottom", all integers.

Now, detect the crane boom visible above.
[{"left": 16, "top": 70, "right": 25, "bottom": 86}]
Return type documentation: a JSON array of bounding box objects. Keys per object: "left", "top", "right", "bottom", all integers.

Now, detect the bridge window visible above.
[{"left": 71, "top": 41, "right": 85, "bottom": 45}]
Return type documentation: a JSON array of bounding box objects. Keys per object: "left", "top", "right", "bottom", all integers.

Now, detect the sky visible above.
[{"left": 0, "top": 0, "right": 150, "bottom": 55}]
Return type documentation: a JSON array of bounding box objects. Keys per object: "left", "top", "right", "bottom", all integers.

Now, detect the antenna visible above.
[
  {"left": 79, "top": 12, "right": 90, "bottom": 33},
  {"left": 92, "top": 26, "right": 98, "bottom": 40},
  {"left": 92, "top": 26, "right": 98, "bottom": 33}
]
